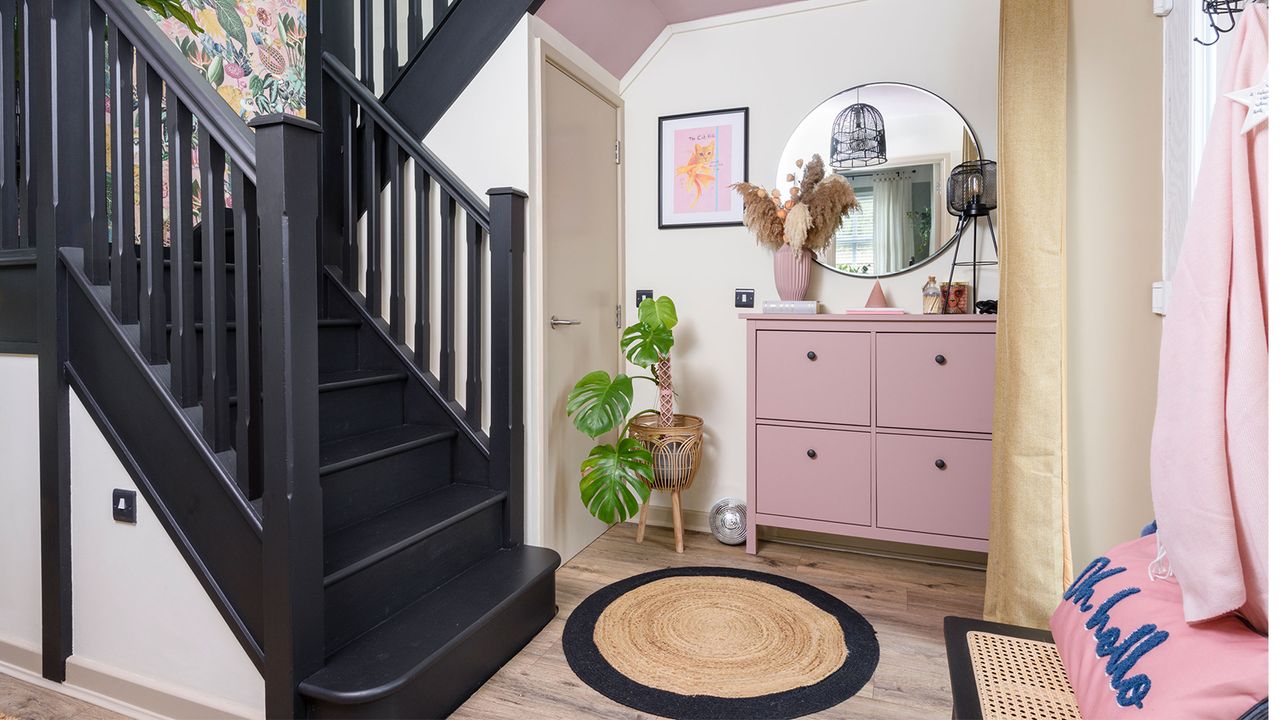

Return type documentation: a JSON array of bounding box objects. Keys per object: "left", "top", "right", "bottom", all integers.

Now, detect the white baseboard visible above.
[{"left": 0, "top": 636, "right": 262, "bottom": 720}]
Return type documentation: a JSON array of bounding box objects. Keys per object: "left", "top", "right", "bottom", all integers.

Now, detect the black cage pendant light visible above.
[{"left": 829, "top": 91, "right": 887, "bottom": 168}]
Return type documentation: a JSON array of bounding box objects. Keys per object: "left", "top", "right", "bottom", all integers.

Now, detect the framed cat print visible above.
[{"left": 658, "top": 107, "right": 749, "bottom": 229}]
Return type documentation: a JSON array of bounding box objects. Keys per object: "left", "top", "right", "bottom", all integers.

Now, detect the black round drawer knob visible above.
[
  {"left": 935, "top": 458, "right": 947, "bottom": 470},
  {"left": 807, "top": 449, "right": 817, "bottom": 459},
  {"left": 807, "top": 351, "right": 817, "bottom": 361},
  {"left": 935, "top": 354, "right": 947, "bottom": 365}
]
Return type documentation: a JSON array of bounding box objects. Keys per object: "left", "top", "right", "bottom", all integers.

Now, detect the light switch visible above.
[
  {"left": 112, "top": 489, "right": 137, "bottom": 524},
  {"left": 735, "top": 288, "right": 755, "bottom": 308}
]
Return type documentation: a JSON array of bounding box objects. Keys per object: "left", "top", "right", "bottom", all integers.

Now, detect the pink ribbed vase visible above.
[{"left": 773, "top": 248, "right": 812, "bottom": 301}]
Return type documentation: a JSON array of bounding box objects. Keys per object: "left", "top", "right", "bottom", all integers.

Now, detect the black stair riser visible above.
[
  {"left": 309, "top": 565, "right": 555, "bottom": 719},
  {"left": 162, "top": 323, "right": 359, "bottom": 402},
  {"left": 322, "top": 441, "right": 453, "bottom": 534},
  {"left": 319, "top": 379, "right": 405, "bottom": 444},
  {"left": 323, "top": 501, "right": 503, "bottom": 653}
]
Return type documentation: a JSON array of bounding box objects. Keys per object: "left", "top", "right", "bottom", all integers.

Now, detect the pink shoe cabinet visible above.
[{"left": 744, "top": 314, "right": 997, "bottom": 554}]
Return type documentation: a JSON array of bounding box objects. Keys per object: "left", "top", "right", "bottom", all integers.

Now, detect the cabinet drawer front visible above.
[
  {"left": 756, "top": 424, "right": 870, "bottom": 526},
  {"left": 876, "top": 332, "right": 995, "bottom": 433},
  {"left": 876, "top": 434, "right": 991, "bottom": 539},
  {"left": 756, "top": 330, "right": 871, "bottom": 426}
]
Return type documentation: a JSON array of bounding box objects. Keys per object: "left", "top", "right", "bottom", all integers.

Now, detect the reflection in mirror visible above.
[{"left": 777, "top": 83, "right": 980, "bottom": 278}]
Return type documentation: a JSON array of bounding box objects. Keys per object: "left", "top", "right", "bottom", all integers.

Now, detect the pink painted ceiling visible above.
[{"left": 536, "top": 0, "right": 806, "bottom": 78}]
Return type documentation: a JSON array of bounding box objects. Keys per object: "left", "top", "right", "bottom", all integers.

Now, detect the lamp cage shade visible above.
[
  {"left": 830, "top": 103, "right": 887, "bottom": 168},
  {"left": 947, "top": 159, "right": 997, "bottom": 217}
]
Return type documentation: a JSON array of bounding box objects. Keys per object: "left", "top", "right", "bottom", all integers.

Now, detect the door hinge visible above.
[
  {"left": 614, "top": 141, "right": 621, "bottom": 165},
  {"left": 616, "top": 304, "right": 623, "bottom": 329}
]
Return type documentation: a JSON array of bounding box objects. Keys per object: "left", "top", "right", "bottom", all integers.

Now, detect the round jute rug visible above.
[{"left": 562, "top": 566, "right": 879, "bottom": 719}]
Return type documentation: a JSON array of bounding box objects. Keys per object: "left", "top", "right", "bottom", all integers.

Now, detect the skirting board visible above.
[
  {"left": 0, "top": 637, "right": 262, "bottom": 720},
  {"left": 640, "top": 505, "right": 987, "bottom": 569}
]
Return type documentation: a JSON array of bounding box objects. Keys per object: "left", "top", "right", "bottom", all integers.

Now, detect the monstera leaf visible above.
[
  {"left": 638, "top": 295, "right": 678, "bottom": 330},
  {"left": 621, "top": 321, "right": 674, "bottom": 368},
  {"left": 135, "top": 0, "right": 203, "bottom": 34},
  {"left": 580, "top": 439, "right": 653, "bottom": 524},
  {"left": 567, "top": 371, "right": 633, "bottom": 438}
]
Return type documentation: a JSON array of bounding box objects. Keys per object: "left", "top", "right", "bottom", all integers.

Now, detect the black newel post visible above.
[
  {"left": 250, "top": 114, "right": 324, "bottom": 719},
  {"left": 487, "top": 187, "right": 527, "bottom": 547}
]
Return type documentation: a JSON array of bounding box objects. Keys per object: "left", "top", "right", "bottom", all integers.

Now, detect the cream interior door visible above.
[{"left": 542, "top": 60, "right": 621, "bottom": 562}]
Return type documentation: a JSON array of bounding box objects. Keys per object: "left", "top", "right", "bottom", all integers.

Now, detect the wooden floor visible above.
[
  {"left": 0, "top": 673, "right": 125, "bottom": 720},
  {"left": 0, "top": 525, "right": 984, "bottom": 719},
  {"left": 456, "top": 524, "right": 985, "bottom": 720}
]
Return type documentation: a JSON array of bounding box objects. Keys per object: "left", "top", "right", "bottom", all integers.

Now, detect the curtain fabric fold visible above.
[
  {"left": 984, "top": 0, "right": 1071, "bottom": 628},
  {"left": 872, "top": 175, "right": 911, "bottom": 272}
]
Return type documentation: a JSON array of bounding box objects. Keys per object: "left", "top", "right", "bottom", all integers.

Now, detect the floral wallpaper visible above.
[{"left": 152, "top": 0, "right": 308, "bottom": 118}]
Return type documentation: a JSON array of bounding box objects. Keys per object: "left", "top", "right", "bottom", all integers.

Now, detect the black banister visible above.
[
  {"left": 91, "top": 0, "right": 256, "bottom": 184},
  {"left": 322, "top": 51, "right": 490, "bottom": 228}
]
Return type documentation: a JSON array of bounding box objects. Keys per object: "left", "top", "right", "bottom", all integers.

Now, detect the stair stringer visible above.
[{"left": 61, "top": 247, "right": 265, "bottom": 671}]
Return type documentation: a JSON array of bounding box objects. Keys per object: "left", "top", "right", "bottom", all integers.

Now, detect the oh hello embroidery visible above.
[{"left": 1063, "top": 557, "right": 1171, "bottom": 709}]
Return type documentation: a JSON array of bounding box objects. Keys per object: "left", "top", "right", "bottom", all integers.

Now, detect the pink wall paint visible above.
[
  {"left": 536, "top": 0, "right": 806, "bottom": 78},
  {"left": 535, "top": 0, "right": 668, "bottom": 78}
]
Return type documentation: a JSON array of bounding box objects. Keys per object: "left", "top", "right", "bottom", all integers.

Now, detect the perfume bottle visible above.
[{"left": 922, "top": 276, "right": 942, "bottom": 314}]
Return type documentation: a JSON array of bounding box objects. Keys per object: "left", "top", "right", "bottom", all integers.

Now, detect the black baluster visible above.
[
  {"left": 85, "top": 4, "right": 109, "bottom": 282},
  {"left": 0, "top": 0, "right": 17, "bottom": 249},
  {"left": 363, "top": 121, "right": 382, "bottom": 315},
  {"left": 383, "top": 0, "right": 398, "bottom": 89},
  {"left": 413, "top": 164, "right": 430, "bottom": 369},
  {"left": 232, "top": 168, "right": 261, "bottom": 500},
  {"left": 168, "top": 101, "right": 198, "bottom": 406},
  {"left": 359, "top": 0, "right": 374, "bottom": 88},
  {"left": 464, "top": 218, "right": 481, "bottom": 429},
  {"left": 138, "top": 60, "right": 166, "bottom": 363},
  {"left": 342, "top": 99, "right": 358, "bottom": 289},
  {"left": 438, "top": 192, "right": 456, "bottom": 399},
  {"left": 388, "top": 142, "right": 405, "bottom": 343},
  {"left": 109, "top": 27, "right": 138, "bottom": 323},
  {"left": 198, "top": 128, "right": 230, "bottom": 451},
  {"left": 433, "top": 0, "right": 449, "bottom": 27},
  {"left": 407, "top": 0, "right": 423, "bottom": 57}
]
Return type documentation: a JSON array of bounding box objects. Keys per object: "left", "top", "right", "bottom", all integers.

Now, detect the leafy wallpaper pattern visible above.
[{"left": 151, "top": 0, "right": 308, "bottom": 118}]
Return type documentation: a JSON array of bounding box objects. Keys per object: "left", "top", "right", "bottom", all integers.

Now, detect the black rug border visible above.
[{"left": 562, "top": 566, "right": 880, "bottom": 720}]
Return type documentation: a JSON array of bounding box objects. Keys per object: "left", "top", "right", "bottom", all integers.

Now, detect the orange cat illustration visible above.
[{"left": 675, "top": 140, "right": 717, "bottom": 208}]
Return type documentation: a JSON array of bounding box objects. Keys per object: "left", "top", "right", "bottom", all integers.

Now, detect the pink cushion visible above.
[{"left": 1050, "top": 535, "right": 1267, "bottom": 718}]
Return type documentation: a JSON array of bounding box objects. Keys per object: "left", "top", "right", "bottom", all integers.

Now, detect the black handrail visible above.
[
  {"left": 93, "top": 0, "right": 256, "bottom": 183},
  {"left": 322, "top": 51, "right": 489, "bottom": 228}
]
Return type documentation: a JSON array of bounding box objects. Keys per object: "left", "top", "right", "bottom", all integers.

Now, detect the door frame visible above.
[{"left": 528, "top": 39, "right": 625, "bottom": 559}]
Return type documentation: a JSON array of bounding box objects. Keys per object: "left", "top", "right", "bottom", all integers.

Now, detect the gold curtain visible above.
[{"left": 984, "top": 0, "right": 1072, "bottom": 628}]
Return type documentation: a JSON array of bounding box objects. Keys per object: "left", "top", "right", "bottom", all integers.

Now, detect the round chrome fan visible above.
[{"left": 709, "top": 498, "right": 748, "bottom": 545}]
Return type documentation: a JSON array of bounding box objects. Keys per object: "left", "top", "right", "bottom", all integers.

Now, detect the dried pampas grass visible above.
[
  {"left": 732, "top": 155, "right": 858, "bottom": 254},
  {"left": 784, "top": 202, "right": 812, "bottom": 251}
]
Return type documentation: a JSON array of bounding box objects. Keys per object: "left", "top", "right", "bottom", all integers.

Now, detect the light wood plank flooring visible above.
[
  {"left": 0, "top": 525, "right": 984, "bottom": 719},
  {"left": 456, "top": 524, "right": 985, "bottom": 720}
]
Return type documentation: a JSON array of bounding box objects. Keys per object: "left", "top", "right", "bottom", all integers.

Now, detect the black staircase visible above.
[{"left": 15, "top": 0, "right": 557, "bottom": 717}]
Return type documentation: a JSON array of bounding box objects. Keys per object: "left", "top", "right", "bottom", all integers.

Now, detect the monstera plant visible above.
[{"left": 567, "top": 296, "right": 681, "bottom": 524}]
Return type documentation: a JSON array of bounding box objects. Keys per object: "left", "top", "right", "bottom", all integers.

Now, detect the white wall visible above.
[
  {"left": 1065, "top": 0, "right": 1162, "bottom": 565},
  {"left": 68, "top": 395, "right": 264, "bottom": 719},
  {"left": 620, "top": 0, "right": 999, "bottom": 520},
  {"left": 0, "top": 355, "right": 42, "bottom": 672}
]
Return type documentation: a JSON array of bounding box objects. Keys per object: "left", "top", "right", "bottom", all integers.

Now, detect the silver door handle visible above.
[{"left": 550, "top": 316, "right": 581, "bottom": 328}]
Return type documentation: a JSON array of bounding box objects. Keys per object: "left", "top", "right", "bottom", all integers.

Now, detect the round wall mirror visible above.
[{"left": 776, "top": 83, "right": 981, "bottom": 278}]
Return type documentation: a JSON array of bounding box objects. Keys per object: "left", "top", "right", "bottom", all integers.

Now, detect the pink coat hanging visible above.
[{"left": 1150, "top": 4, "right": 1269, "bottom": 633}]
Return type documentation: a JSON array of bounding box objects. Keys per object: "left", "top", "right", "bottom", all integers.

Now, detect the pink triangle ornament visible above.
[{"left": 864, "top": 280, "right": 889, "bottom": 308}]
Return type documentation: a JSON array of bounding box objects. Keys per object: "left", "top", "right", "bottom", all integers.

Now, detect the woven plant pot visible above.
[{"left": 628, "top": 412, "right": 704, "bottom": 492}]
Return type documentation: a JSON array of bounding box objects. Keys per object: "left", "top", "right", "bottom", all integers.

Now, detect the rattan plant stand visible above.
[{"left": 629, "top": 412, "right": 704, "bottom": 553}]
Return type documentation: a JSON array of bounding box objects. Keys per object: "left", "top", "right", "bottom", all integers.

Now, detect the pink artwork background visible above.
[{"left": 673, "top": 124, "right": 733, "bottom": 214}]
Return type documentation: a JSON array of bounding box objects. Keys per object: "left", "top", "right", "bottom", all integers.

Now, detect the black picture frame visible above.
[{"left": 657, "top": 107, "right": 749, "bottom": 229}]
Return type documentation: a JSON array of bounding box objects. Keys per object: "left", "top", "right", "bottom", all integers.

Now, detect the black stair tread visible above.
[
  {"left": 300, "top": 545, "right": 560, "bottom": 703},
  {"left": 324, "top": 484, "right": 506, "bottom": 584},
  {"left": 319, "top": 369, "right": 407, "bottom": 391},
  {"left": 165, "top": 318, "right": 359, "bottom": 331},
  {"left": 320, "top": 424, "right": 456, "bottom": 477},
  {"left": 229, "top": 369, "right": 403, "bottom": 406}
]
